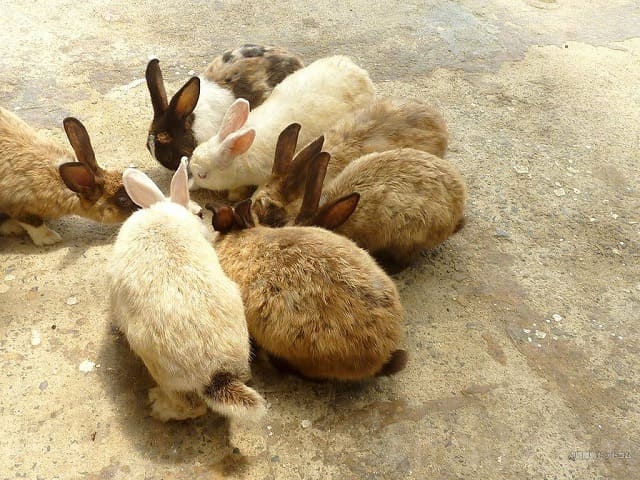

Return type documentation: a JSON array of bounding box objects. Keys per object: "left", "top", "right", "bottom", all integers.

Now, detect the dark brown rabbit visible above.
[
  {"left": 207, "top": 199, "right": 407, "bottom": 381},
  {"left": 145, "top": 44, "right": 303, "bottom": 170},
  {"left": 0, "top": 108, "right": 137, "bottom": 245}
]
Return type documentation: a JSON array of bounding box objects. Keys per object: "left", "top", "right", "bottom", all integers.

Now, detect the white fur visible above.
[
  {"left": 191, "top": 77, "right": 236, "bottom": 144},
  {"left": 189, "top": 56, "right": 376, "bottom": 191},
  {"left": 108, "top": 162, "right": 264, "bottom": 422}
]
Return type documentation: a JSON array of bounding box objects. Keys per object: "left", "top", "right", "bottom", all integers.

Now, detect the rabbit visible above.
[
  {"left": 0, "top": 108, "right": 138, "bottom": 246},
  {"left": 251, "top": 124, "right": 466, "bottom": 271},
  {"left": 145, "top": 44, "right": 303, "bottom": 170},
  {"left": 188, "top": 55, "right": 376, "bottom": 193},
  {"left": 108, "top": 159, "right": 265, "bottom": 423},
  {"left": 206, "top": 198, "right": 407, "bottom": 381}
]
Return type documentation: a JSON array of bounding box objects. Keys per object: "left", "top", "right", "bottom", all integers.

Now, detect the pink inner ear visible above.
[
  {"left": 218, "top": 99, "right": 250, "bottom": 141},
  {"left": 60, "top": 163, "right": 95, "bottom": 190},
  {"left": 228, "top": 128, "right": 256, "bottom": 156}
]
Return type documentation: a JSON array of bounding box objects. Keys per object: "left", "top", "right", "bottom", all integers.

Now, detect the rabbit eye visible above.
[{"left": 156, "top": 132, "right": 172, "bottom": 144}]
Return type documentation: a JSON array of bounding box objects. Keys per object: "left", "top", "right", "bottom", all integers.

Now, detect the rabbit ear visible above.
[
  {"left": 207, "top": 203, "right": 235, "bottom": 233},
  {"left": 218, "top": 128, "right": 256, "bottom": 162},
  {"left": 63, "top": 118, "right": 101, "bottom": 176},
  {"left": 272, "top": 123, "right": 301, "bottom": 176},
  {"left": 169, "top": 77, "right": 200, "bottom": 119},
  {"left": 145, "top": 59, "right": 169, "bottom": 116},
  {"left": 296, "top": 152, "right": 330, "bottom": 223},
  {"left": 308, "top": 192, "right": 360, "bottom": 231},
  {"left": 59, "top": 162, "right": 102, "bottom": 201},
  {"left": 282, "top": 135, "right": 325, "bottom": 200},
  {"left": 233, "top": 198, "right": 255, "bottom": 229},
  {"left": 170, "top": 157, "right": 190, "bottom": 208},
  {"left": 218, "top": 99, "right": 250, "bottom": 141},
  {"left": 122, "top": 168, "right": 165, "bottom": 208}
]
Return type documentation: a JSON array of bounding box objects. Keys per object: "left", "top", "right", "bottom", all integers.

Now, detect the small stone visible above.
[
  {"left": 589, "top": 217, "right": 596, "bottom": 222},
  {"left": 271, "top": 455, "right": 280, "bottom": 462},
  {"left": 0, "top": 284, "right": 9, "bottom": 294},
  {"left": 79, "top": 360, "right": 95, "bottom": 373},
  {"left": 513, "top": 164, "right": 529, "bottom": 174},
  {"left": 188, "top": 70, "right": 195, "bottom": 75},
  {"left": 66, "top": 296, "right": 79, "bottom": 306},
  {"left": 527, "top": 337, "right": 532, "bottom": 343},
  {"left": 523, "top": 328, "right": 531, "bottom": 334},
  {"left": 545, "top": 319, "right": 550, "bottom": 323},
  {"left": 31, "top": 329, "right": 41, "bottom": 346},
  {"left": 567, "top": 167, "right": 580, "bottom": 174},
  {"left": 39, "top": 381, "right": 48, "bottom": 391},
  {"left": 552, "top": 335, "right": 559, "bottom": 341},
  {"left": 612, "top": 249, "right": 621, "bottom": 256},
  {"left": 572, "top": 188, "right": 581, "bottom": 194},
  {"left": 535, "top": 331, "right": 547, "bottom": 339},
  {"left": 610, "top": 213, "right": 619, "bottom": 219},
  {"left": 300, "top": 419, "right": 312, "bottom": 429},
  {"left": 232, "top": 447, "right": 240, "bottom": 454},
  {"left": 494, "top": 229, "right": 510, "bottom": 238},
  {"left": 552, "top": 314, "right": 562, "bottom": 322},
  {"left": 4, "top": 274, "right": 15, "bottom": 281},
  {"left": 554, "top": 188, "right": 566, "bottom": 197}
]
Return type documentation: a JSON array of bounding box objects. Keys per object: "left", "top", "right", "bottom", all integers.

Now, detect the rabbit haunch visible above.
[
  {"left": 0, "top": 107, "right": 136, "bottom": 246},
  {"left": 108, "top": 160, "right": 265, "bottom": 422},
  {"left": 188, "top": 55, "right": 376, "bottom": 192}
]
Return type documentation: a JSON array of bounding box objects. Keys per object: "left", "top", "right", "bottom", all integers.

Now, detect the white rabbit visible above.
[
  {"left": 107, "top": 159, "right": 265, "bottom": 423},
  {"left": 188, "top": 55, "right": 376, "bottom": 193}
]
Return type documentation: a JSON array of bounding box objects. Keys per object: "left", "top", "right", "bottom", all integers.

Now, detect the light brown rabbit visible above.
[
  {"left": 207, "top": 199, "right": 407, "bottom": 381},
  {"left": 0, "top": 108, "right": 137, "bottom": 245},
  {"left": 146, "top": 44, "right": 303, "bottom": 170},
  {"left": 252, "top": 124, "right": 466, "bottom": 271}
]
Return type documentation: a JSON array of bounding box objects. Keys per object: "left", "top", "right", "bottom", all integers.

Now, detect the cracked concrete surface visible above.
[{"left": 1, "top": 1, "right": 639, "bottom": 479}]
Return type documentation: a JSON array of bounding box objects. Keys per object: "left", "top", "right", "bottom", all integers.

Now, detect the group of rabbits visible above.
[{"left": 0, "top": 44, "right": 466, "bottom": 425}]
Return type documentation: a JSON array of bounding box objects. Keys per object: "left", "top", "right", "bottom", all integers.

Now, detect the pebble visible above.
[
  {"left": 535, "top": 331, "right": 547, "bottom": 339},
  {"left": 0, "top": 284, "right": 9, "bottom": 294},
  {"left": 523, "top": 328, "right": 531, "bottom": 334},
  {"left": 4, "top": 274, "right": 15, "bottom": 282},
  {"left": 552, "top": 314, "right": 562, "bottom": 322},
  {"left": 31, "top": 329, "right": 41, "bottom": 346},
  {"left": 554, "top": 188, "right": 566, "bottom": 197},
  {"left": 39, "top": 381, "right": 48, "bottom": 391},
  {"left": 513, "top": 165, "right": 529, "bottom": 174},
  {"left": 188, "top": 69, "right": 195, "bottom": 75},
  {"left": 572, "top": 188, "right": 581, "bottom": 194},
  {"left": 66, "top": 296, "right": 79, "bottom": 306},
  {"left": 300, "top": 419, "right": 312, "bottom": 429},
  {"left": 79, "top": 360, "right": 95, "bottom": 373},
  {"left": 494, "top": 229, "right": 510, "bottom": 238}
]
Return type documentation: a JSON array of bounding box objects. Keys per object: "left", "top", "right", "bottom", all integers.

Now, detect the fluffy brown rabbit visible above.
[
  {"left": 252, "top": 124, "right": 466, "bottom": 271},
  {"left": 0, "top": 108, "right": 137, "bottom": 245},
  {"left": 207, "top": 199, "right": 407, "bottom": 381},
  {"left": 145, "top": 44, "right": 303, "bottom": 170}
]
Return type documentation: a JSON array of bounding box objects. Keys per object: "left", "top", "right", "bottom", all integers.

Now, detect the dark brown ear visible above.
[
  {"left": 272, "top": 123, "right": 301, "bottom": 176},
  {"left": 59, "top": 162, "right": 103, "bottom": 201},
  {"left": 296, "top": 152, "right": 330, "bottom": 224},
  {"left": 63, "top": 117, "right": 101, "bottom": 175},
  {"left": 207, "top": 203, "right": 235, "bottom": 233},
  {"left": 308, "top": 192, "right": 360, "bottom": 231},
  {"left": 233, "top": 199, "right": 255, "bottom": 229},
  {"left": 145, "top": 59, "right": 169, "bottom": 116},
  {"left": 169, "top": 77, "right": 200, "bottom": 119},
  {"left": 282, "top": 135, "right": 325, "bottom": 201}
]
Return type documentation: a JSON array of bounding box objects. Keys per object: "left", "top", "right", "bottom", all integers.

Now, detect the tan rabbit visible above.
[
  {"left": 108, "top": 160, "right": 265, "bottom": 423},
  {"left": 145, "top": 44, "right": 302, "bottom": 170},
  {"left": 252, "top": 124, "right": 466, "bottom": 271},
  {"left": 0, "top": 108, "right": 137, "bottom": 245},
  {"left": 207, "top": 199, "right": 407, "bottom": 381}
]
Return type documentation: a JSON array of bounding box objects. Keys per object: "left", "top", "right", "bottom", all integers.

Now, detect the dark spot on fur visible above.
[
  {"left": 266, "top": 55, "right": 303, "bottom": 86},
  {"left": 17, "top": 214, "right": 44, "bottom": 227},
  {"left": 0, "top": 213, "right": 10, "bottom": 224},
  {"left": 204, "top": 371, "right": 234, "bottom": 397},
  {"left": 109, "top": 185, "right": 139, "bottom": 214},
  {"left": 222, "top": 51, "right": 233, "bottom": 63},
  {"left": 377, "top": 350, "right": 408, "bottom": 376},
  {"left": 239, "top": 44, "right": 266, "bottom": 58},
  {"left": 229, "top": 77, "right": 265, "bottom": 108},
  {"left": 203, "top": 371, "right": 257, "bottom": 408}
]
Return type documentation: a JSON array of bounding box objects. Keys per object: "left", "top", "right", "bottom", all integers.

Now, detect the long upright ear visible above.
[
  {"left": 63, "top": 118, "right": 101, "bottom": 175},
  {"left": 59, "top": 163, "right": 102, "bottom": 201},
  {"left": 295, "top": 152, "right": 330, "bottom": 223},
  {"left": 272, "top": 123, "right": 301, "bottom": 176},
  {"left": 218, "top": 99, "right": 250, "bottom": 141},
  {"left": 282, "top": 135, "right": 325, "bottom": 200},
  {"left": 219, "top": 128, "right": 256, "bottom": 160},
  {"left": 145, "top": 59, "right": 169, "bottom": 116},
  {"left": 308, "top": 192, "right": 360, "bottom": 231},
  {"left": 170, "top": 157, "right": 190, "bottom": 208},
  {"left": 122, "top": 168, "right": 165, "bottom": 208},
  {"left": 233, "top": 199, "right": 255, "bottom": 229},
  {"left": 169, "top": 77, "right": 200, "bottom": 119}
]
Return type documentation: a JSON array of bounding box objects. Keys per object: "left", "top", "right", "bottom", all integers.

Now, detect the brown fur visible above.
[
  {"left": 209, "top": 201, "right": 407, "bottom": 381},
  {"left": 0, "top": 108, "right": 136, "bottom": 244},
  {"left": 204, "top": 44, "right": 304, "bottom": 106}
]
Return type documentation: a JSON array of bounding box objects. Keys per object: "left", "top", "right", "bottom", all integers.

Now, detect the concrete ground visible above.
[{"left": 1, "top": 1, "right": 639, "bottom": 478}]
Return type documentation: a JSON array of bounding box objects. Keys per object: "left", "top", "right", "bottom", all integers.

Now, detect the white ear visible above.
[
  {"left": 217, "top": 99, "right": 250, "bottom": 141},
  {"left": 219, "top": 128, "right": 256, "bottom": 160},
  {"left": 170, "top": 157, "right": 190, "bottom": 207},
  {"left": 122, "top": 168, "right": 165, "bottom": 208}
]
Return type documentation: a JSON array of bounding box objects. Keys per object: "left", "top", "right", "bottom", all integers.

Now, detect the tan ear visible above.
[
  {"left": 59, "top": 162, "right": 103, "bottom": 201},
  {"left": 307, "top": 193, "right": 360, "bottom": 231},
  {"left": 296, "top": 152, "right": 330, "bottom": 223},
  {"left": 145, "top": 59, "right": 169, "bottom": 116},
  {"left": 169, "top": 77, "right": 200, "bottom": 119},
  {"left": 272, "top": 123, "right": 301, "bottom": 176},
  {"left": 282, "top": 135, "right": 325, "bottom": 201},
  {"left": 207, "top": 203, "right": 235, "bottom": 233},
  {"left": 63, "top": 117, "right": 101, "bottom": 175},
  {"left": 233, "top": 199, "right": 255, "bottom": 229}
]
